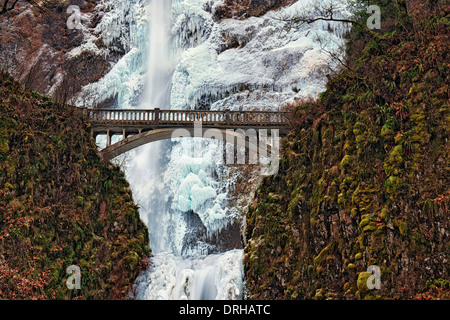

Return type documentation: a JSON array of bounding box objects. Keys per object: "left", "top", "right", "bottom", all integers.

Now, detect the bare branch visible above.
[{"left": 273, "top": 0, "right": 382, "bottom": 40}]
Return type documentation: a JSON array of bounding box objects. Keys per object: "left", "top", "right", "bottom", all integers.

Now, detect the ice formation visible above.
[{"left": 134, "top": 250, "right": 244, "bottom": 300}]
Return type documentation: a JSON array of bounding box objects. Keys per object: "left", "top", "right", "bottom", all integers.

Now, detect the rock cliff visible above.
[
  {"left": 243, "top": 0, "right": 449, "bottom": 300},
  {"left": 0, "top": 0, "right": 112, "bottom": 102}
]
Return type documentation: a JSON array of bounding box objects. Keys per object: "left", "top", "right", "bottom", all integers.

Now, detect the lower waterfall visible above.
[{"left": 134, "top": 250, "right": 244, "bottom": 300}]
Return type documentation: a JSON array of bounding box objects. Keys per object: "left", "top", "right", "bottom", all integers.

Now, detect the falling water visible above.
[
  {"left": 133, "top": 0, "right": 174, "bottom": 254},
  {"left": 132, "top": 0, "right": 245, "bottom": 300},
  {"left": 143, "top": 0, "right": 173, "bottom": 109}
]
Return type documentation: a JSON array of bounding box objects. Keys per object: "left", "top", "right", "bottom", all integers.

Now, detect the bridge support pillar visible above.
[
  {"left": 154, "top": 108, "right": 160, "bottom": 125},
  {"left": 106, "top": 129, "right": 111, "bottom": 147}
]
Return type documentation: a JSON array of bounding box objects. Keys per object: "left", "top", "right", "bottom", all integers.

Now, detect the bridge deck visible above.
[{"left": 84, "top": 108, "right": 290, "bottom": 135}]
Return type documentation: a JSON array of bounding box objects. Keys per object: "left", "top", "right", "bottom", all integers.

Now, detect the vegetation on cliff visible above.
[
  {"left": 244, "top": 0, "right": 449, "bottom": 300},
  {"left": 0, "top": 72, "right": 150, "bottom": 299}
]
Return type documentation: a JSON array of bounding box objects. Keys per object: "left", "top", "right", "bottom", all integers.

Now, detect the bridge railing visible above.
[{"left": 85, "top": 108, "right": 289, "bottom": 127}]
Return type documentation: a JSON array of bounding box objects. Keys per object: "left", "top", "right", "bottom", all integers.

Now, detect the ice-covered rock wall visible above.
[
  {"left": 165, "top": 0, "right": 350, "bottom": 242},
  {"left": 73, "top": 0, "right": 150, "bottom": 108}
]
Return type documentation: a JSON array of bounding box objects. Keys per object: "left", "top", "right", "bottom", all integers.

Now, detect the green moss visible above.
[
  {"left": 380, "top": 208, "right": 389, "bottom": 220},
  {"left": 341, "top": 155, "right": 351, "bottom": 168},
  {"left": 384, "top": 176, "right": 403, "bottom": 194},
  {"left": 0, "top": 132, "right": 9, "bottom": 155},
  {"left": 337, "top": 192, "right": 347, "bottom": 205},
  {"left": 314, "top": 242, "right": 335, "bottom": 266},
  {"left": 357, "top": 272, "right": 372, "bottom": 295},
  {"left": 287, "top": 192, "right": 305, "bottom": 217},
  {"left": 359, "top": 219, "right": 370, "bottom": 229},
  {"left": 363, "top": 224, "right": 376, "bottom": 233},
  {"left": 267, "top": 193, "right": 282, "bottom": 203},
  {"left": 3, "top": 182, "right": 14, "bottom": 191},
  {"left": 315, "top": 289, "right": 324, "bottom": 300},
  {"left": 381, "top": 123, "right": 394, "bottom": 140},
  {"left": 384, "top": 145, "right": 404, "bottom": 176},
  {"left": 125, "top": 251, "right": 140, "bottom": 270},
  {"left": 394, "top": 220, "right": 409, "bottom": 236},
  {"left": 353, "top": 122, "right": 366, "bottom": 136}
]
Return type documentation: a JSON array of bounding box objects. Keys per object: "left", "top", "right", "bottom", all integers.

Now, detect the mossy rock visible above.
[
  {"left": 125, "top": 251, "right": 140, "bottom": 270},
  {"left": 359, "top": 219, "right": 370, "bottom": 230},
  {"left": 341, "top": 155, "right": 352, "bottom": 169},
  {"left": 357, "top": 272, "right": 372, "bottom": 294}
]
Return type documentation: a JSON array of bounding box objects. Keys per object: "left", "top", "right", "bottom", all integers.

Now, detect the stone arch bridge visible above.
[{"left": 82, "top": 108, "right": 291, "bottom": 161}]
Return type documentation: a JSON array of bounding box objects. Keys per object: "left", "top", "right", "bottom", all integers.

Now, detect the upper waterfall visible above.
[{"left": 143, "top": 0, "right": 173, "bottom": 109}]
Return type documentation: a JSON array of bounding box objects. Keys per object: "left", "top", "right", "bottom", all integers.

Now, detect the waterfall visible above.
[
  {"left": 134, "top": 250, "right": 244, "bottom": 300},
  {"left": 132, "top": 0, "right": 174, "bottom": 254},
  {"left": 143, "top": 0, "right": 173, "bottom": 109},
  {"left": 132, "top": 0, "right": 245, "bottom": 300},
  {"left": 72, "top": 0, "right": 350, "bottom": 301}
]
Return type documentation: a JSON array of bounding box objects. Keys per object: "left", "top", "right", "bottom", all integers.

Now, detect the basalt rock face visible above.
[
  {"left": 0, "top": 0, "right": 109, "bottom": 102},
  {"left": 243, "top": 1, "right": 449, "bottom": 300},
  {"left": 208, "top": 0, "right": 297, "bottom": 20},
  {"left": 0, "top": 72, "right": 150, "bottom": 299}
]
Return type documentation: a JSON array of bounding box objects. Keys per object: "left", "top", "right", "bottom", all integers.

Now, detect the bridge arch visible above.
[{"left": 99, "top": 127, "right": 277, "bottom": 161}]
